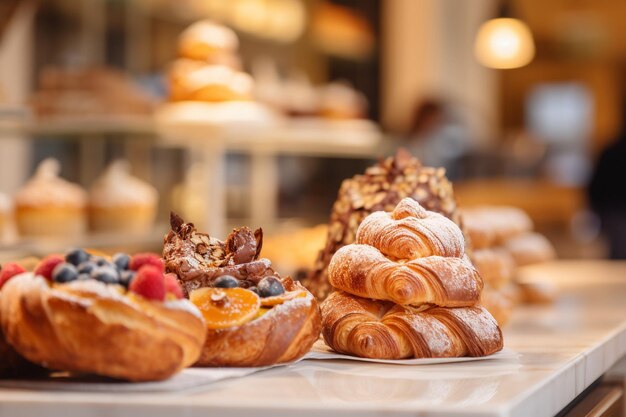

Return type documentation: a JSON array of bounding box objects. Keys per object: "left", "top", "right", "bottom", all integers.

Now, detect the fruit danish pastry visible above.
[
  {"left": 163, "top": 214, "right": 322, "bottom": 367},
  {"left": 0, "top": 263, "right": 43, "bottom": 377},
  {"left": 321, "top": 198, "right": 503, "bottom": 359},
  {"left": 0, "top": 250, "right": 206, "bottom": 381}
]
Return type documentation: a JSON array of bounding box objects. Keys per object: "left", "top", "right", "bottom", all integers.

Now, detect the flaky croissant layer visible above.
[{"left": 321, "top": 291, "right": 503, "bottom": 359}]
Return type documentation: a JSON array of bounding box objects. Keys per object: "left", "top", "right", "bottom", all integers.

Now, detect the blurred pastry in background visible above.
[
  {"left": 461, "top": 206, "right": 533, "bottom": 246},
  {"left": 262, "top": 225, "right": 328, "bottom": 279},
  {"left": 504, "top": 232, "right": 556, "bottom": 266},
  {"left": 15, "top": 159, "right": 87, "bottom": 238},
  {"left": 30, "top": 66, "right": 156, "bottom": 119},
  {"left": 462, "top": 205, "right": 534, "bottom": 253},
  {"left": 470, "top": 247, "right": 515, "bottom": 290},
  {"left": 0, "top": 193, "right": 12, "bottom": 239},
  {"left": 281, "top": 73, "right": 320, "bottom": 117},
  {"left": 304, "top": 148, "right": 459, "bottom": 300},
  {"left": 168, "top": 60, "right": 253, "bottom": 102},
  {"left": 517, "top": 281, "right": 557, "bottom": 304},
  {"left": 480, "top": 283, "right": 517, "bottom": 326},
  {"left": 317, "top": 82, "right": 367, "bottom": 120},
  {"left": 89, "top": 160, "right": 158, "bottom": 234},
  {"left": 177, "top": 19, "right": 240, "bottom": 66}
]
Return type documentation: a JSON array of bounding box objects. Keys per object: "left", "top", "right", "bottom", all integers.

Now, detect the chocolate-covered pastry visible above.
[
  {"left": 303, "top": 148, "right": 460, "bottom": 300},
  {"left": 164, "top": 213, "right": 277, "bottom": 296}
]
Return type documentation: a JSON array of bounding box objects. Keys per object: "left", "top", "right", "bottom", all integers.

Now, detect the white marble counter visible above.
[{"left": 1, "top": 260, "right": 625, "bottom": 417}]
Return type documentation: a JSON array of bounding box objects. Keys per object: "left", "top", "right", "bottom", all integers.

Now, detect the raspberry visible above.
[
  {"left": 129, "top": 265, "right": 166, "bottom": 301},
  {"left": 129, "top": 253, "right": 164, "bottom": 272},
  {"left": 0, "top": 263, "right": 27, "bottom": 289},
  {"left": 34, "top": 255, "right": 65, "bottom": 281},
  {"left": 164, "top": 273, "right": 184, "bottom": 299}
]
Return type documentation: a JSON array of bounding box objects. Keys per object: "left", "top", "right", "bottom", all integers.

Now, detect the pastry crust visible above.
[
  {"left": 164, "top": 214, "right": 322, "bottom": 367},
  {"left": 0, "top": 274, "right": 206, "bottom": 381},
  {"left": 321, "top": 291, "right": 503, "bottom": 359},
  {"left": 196, "top": 279, "right": 321, "bottom": 367},
  {"left": 0, "top": 327, "right": 42, "bottom": 377}
]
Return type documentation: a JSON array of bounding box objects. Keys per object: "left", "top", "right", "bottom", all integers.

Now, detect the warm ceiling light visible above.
[{"left": 474, "top": 17, "right": 535, "bottom": 69}]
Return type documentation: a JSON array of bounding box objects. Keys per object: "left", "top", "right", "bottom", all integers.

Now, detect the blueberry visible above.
[
  {"left": 77, "top": 262, "right": 96, "bottom": 275},
  {"left": 112, "top": 253, "right": 131, "bottom": 271},
  {"left": 248, "top": 286, "right": 259, "bottom": 295},
  {"left": 93, "top": 257, "right": 110, "bottom": 267},
  {"left": 52, "top": 263, "right": 78, "bottom": 283},
  {"left": 119, "top": 270, "right": 136, "bottom": 288},
  {"left": 65, "top": 248, "right": 89, "bottom": 266},
  {"left": 213, "top": 275, "right": 239, "bottom": 288},
  {"left": 257, "top": 276, "right": 284, "bottom": 298},
  {"left": 91, "top": 266, "right": 119, "bottom": 284},
  {"left": 77, "top": 273, "right": 91, "bottom": 281}
]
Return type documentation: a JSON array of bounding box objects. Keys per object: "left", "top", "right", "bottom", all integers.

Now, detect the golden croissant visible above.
[
  {"left": 328, "top": 244, "right": 482, "bottom": 306},
  {"left": 321, "top": 291, "right": 503, "bottom": 359},
  {"left": 356, "top": 197, "right": 465, "bottom": 260}
]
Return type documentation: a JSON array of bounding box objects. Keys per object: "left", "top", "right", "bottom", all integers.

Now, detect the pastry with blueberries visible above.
[
  {"left": 0, "top": 249, "right": 206, "bottom": 381},
  {"left": 163, "top": 213, "right": 322, "bottom": 367}
]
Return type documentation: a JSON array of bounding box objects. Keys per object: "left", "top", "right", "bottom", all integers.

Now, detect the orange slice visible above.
[
  {"left": 190, "top": 287, "right": 260, "bottom": 329},
  {"left": 260, "top": 290, "right": 308, "bottom": 307}
]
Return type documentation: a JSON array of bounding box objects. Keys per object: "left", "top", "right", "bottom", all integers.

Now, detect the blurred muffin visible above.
[
  {"left": 0, "top": 193, "right": 12, "bottom": 239},
  {"left": 89, "top": 160, "right": 158, "bottom": 234},
  {"left": 15, "top": 159, "right": 87, "bottom": 238},
  {"left": 177, "top": 20, "right": 240, "bottom": 65},
  {"left": 168, "top": 61, "right": 254, "bottom": 102}
]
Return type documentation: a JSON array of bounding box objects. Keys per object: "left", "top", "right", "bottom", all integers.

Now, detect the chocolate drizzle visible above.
[{"left": 163, "top": 213, "right": 277, "bottom": 296}]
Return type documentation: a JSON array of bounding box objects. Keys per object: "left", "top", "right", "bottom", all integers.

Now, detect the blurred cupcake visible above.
[
  {"left": 0, "top": 193, "right": 12, "bottom": 239},
  {"left": 15, "top": 159, "right": 87, "bottom": 238},
  {"left": 89, "top": 160, "right": 158, "bottom": 234}
]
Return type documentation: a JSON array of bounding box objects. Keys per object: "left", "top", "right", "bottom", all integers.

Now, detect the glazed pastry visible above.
[
  {"left": 470, "top": 247, "right": 515, "bottom": 290},
  {"left": 305, "top": 148, "right": 460, "bottom": 300},
  {"left": 163, "top": 214, "right": 322, "bottom": 367},
  {"left": 321, "top": 291, "right": 502, "bottom": 360},
  {"left": 177, "top": 20, "right": 239, "bottom": 62},
  {"left": 503, "top": 232, "right": 556, "bottom": 266},
  {"left": 15, "top": 159, "right": 87, "bottom": 238},
  {"left": 328, "top": 199, "right": 481, "bottom": 306},
  {"left": 321, "top": 198, "right": 502, "bottom": 359},
  {"left": 0, "top": 250, "right": 205, "bottom": 381},
  {"left": 89, "top": 160, "right": 158, "bottom": 234}
]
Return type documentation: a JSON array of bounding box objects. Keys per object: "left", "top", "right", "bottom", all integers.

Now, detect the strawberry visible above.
[
  {"left": 34, "top": 255, "right": 65, "bottom": 281},
  {"left": 129, "top": 265, "right": 166, "bottom": 301},
  {"left": 164, "top": 273, "right": 184, "bottom": 299},
  {"left": 129, "top": 253, "right": 164, "bottom": 272},
  {"left": 0, "top": 263, "right": 27, "bottom": 289}
]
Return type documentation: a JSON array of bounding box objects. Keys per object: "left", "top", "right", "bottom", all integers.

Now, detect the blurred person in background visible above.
[
  {"left": 588, "top": 94, "right": 626, "bottom": 259},
  {"left": 405, "top": 97, "right": 470, "bottom": 179}
]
